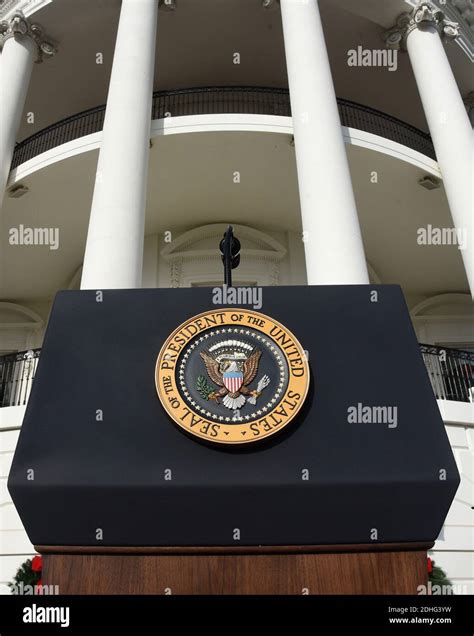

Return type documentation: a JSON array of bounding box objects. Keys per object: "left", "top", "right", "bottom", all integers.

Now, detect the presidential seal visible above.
[{"left": 155, "top": 309, "right": 309, "bottom": 445}]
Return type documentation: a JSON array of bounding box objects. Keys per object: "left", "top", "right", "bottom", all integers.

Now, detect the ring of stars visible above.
[{"left": 178, "top": 327, "right": 288, "bottom": 423}]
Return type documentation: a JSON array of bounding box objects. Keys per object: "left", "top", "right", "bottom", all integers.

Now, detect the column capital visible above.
[
  {"left": 384, "top": 2, "right": 460, "bottom": 51},
  {"left": 0, "top": 12, "right": 57, "bottom": 62}
]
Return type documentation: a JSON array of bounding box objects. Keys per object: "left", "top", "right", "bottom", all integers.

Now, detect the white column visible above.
[
  {"left": 388, "top": 4, "right": 473, "bottom": 295},
  {"left": 280, "top": 0, "right": 369, "bottom": 285},
  {"left": 81, "top": 0, "right": 158, "bottom": 290},
  {"left": 407, "top": 19, "right": 473, "bottom": 294},
  {"left": 0, "top": 14, "right": 55, "bottom": 205}
]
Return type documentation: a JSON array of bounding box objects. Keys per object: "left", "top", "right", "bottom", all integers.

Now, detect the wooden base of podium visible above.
[{"left": 38, "top": 542, "right": 431, "bottom": 595}]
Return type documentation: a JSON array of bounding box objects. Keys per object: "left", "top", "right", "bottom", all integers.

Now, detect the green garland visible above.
[
  {"left": 8, "top": 557, "right": 41, "bottom": 592},
  {"left": 429, "top": 559, "right": 452, "bottom": 588}
]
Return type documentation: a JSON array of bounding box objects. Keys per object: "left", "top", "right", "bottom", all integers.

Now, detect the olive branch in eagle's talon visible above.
[{"left": 196, "top": 375, "right": 220, "bottom": 402}]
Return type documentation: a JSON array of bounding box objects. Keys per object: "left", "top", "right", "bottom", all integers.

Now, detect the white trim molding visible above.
[
  {"left": 411, "top": 293, "right": 474, "bottom": 346},
  {"left": 411, "top": 292, "right": 474, "bottom": 317},
  {"left": 437, "top": 400, "right": 474, "bottom": 426},
  {"left": 0, "top": 0, "right": 52, "bottom": 20},
  {"left": 8, "top": 115, "right": 442, "bottom": 187}
]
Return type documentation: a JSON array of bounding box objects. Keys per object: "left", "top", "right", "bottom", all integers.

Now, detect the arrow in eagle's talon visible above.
[
  {"left": 247, "top": 375, "right": 271, "bottom": 404},
  {"left": 256, "top": 375, "right": 270, "bottom": 391}
]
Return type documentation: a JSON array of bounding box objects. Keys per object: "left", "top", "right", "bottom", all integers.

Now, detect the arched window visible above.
[
  {"left": 160, "top": 224, "right": 287, "bottom": 288},
  {"left": 0, "top": 303, "right": 44, "bottom": 354}
]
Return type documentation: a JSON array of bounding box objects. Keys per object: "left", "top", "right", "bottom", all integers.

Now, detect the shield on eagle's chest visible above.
[{"left": 223, "top": 371, "right": 243, "bottom": 393}]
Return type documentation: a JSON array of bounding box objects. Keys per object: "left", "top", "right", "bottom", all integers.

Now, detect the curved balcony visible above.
[{"left": 11, "top": 87, "right": 436, "bottom": 170}]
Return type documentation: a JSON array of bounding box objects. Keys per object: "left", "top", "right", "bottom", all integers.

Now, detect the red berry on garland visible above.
[
  {"left": 31, "top": 555, "right": 42, "bottom": 572},
  {"left": 427, "top": 557, "right": 433, "bottom": 573}
]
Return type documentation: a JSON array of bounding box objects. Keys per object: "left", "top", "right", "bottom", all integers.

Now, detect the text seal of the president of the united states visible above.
[{"left": 155, "top": 309, "right": 309, "bottom": 445}]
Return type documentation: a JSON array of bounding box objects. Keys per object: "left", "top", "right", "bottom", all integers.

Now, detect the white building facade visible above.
[{"left": 0, "top": 0, "right": 473, "bottom": 593}]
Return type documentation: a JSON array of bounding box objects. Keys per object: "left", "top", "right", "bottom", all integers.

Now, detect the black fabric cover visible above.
[{"left": 8, "top": 286, "right": 459, "bottom": 546}]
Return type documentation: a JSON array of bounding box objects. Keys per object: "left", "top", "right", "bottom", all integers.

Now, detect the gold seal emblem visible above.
[{"left": 155, "top": 309, "right": 309, "bottom": 444}]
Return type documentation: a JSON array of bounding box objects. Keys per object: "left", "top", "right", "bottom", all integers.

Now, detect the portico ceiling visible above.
[{"left": 0, "top": 130, "right": 468, "bottom": 300}]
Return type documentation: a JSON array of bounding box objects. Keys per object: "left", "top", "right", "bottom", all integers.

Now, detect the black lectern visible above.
[{"left": 8, "top": 285, "right": 459, "bottom": 594}]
